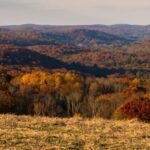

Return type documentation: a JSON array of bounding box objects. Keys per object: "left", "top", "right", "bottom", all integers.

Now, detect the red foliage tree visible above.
[{"left": 120, "top": 97, "right": 150, "bottom": 121}]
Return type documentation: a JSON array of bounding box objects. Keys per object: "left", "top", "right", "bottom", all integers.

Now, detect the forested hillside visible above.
[
  {"left": 0, "top": 71, "right": 150, "bottom": 121},
  {"left": 0, "top": 24, "right": 149, "bottom": 121}
]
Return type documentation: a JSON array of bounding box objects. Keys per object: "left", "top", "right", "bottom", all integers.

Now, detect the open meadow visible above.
[{"left": 0, "top": 114, "right": 149, "bottom": 150}]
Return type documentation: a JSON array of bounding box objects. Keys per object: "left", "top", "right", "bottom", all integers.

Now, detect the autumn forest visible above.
[{"left": 0, "top": 24, "right": 149, "bottom": 122}]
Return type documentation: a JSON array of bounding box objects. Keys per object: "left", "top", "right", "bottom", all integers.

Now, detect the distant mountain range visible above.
[
  {"left": 0, "top": 24, "right": 149, "bottom": 76},
  {"left": 1, "top": 24, "right": 150, "bottom": 37},
  {"left": 0, "top": 24, "right": 150, "bottom": 47}
]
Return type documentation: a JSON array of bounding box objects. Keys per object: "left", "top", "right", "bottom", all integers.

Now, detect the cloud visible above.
[{"left": 0, "top": 0, "right": 149, "bottom": 25}]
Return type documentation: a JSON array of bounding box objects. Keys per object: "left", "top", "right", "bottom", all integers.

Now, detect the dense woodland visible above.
[
  {"left": 0, "top": 24, "right": 150, "bottom": 121},
  {"left": 0, "top": 71, "right": 150, "bottom": 121}
]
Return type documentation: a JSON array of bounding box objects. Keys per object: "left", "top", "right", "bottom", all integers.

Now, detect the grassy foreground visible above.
[{"left": 0, "top": 115, "right": 149, "bottom": 150}]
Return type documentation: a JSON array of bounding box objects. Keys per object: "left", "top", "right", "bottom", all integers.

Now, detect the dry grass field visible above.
[{"left": 0, "top": 114, "right": 149, "bottom": 150}]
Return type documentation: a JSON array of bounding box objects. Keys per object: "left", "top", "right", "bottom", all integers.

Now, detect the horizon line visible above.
[{"left": 0, "top": 23, "right": 150, "bottom": 27}]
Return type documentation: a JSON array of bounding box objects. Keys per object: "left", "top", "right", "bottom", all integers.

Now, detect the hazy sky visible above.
[{"left": 0, "top": 0, "right": 150, "bottom": 25}]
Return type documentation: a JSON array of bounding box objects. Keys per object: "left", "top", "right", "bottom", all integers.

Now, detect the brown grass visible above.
[{"left": 0, "top": 114, "right": 149, "bottom": 149}]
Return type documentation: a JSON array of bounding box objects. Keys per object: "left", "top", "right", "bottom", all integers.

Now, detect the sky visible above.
[{"left": 0, "top": 0, "right": 150, "bottom": 25}]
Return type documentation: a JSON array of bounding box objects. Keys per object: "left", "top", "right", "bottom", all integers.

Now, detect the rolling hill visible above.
[{"left": 0, "top": 24, "right": 149, "bottom": 77}]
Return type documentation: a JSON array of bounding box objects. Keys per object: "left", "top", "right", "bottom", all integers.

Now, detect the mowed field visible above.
[{"left": 0, "top": 115, "right": 149, "bottom": 150}]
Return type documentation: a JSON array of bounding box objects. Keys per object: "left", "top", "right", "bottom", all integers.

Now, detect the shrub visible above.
[{"left": 118, "top": 97, "right": 150, "bottom": 121}]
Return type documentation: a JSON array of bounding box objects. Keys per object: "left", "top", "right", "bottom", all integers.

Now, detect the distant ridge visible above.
[{"left": 1, "top": 24, "right": 150, "bottom": 39}]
